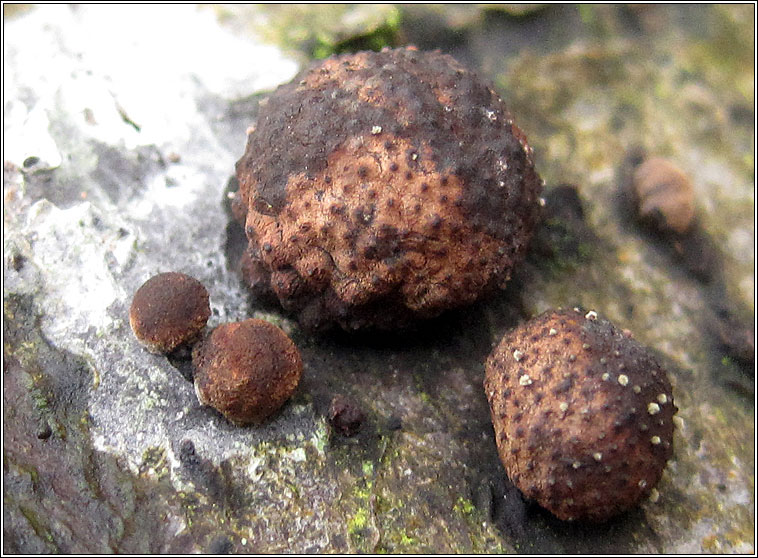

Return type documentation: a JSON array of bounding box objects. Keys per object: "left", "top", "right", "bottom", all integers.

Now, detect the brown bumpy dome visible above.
[
  {"left": 129, "top": 272, "right": 211, "bottom": 354},
  {"left": 192, "top": 319, "right": 303, "bottom": 425},
  {"left": 234, "top": 47, "right": 543, "bottom": 331},
  {"left": 484, "top": 308, "right": 676, "bottom": 522}
]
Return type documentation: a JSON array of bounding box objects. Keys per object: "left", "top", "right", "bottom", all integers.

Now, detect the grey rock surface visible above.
[{"left": 3, "top": 4, "right": 754, "bottom": 554}]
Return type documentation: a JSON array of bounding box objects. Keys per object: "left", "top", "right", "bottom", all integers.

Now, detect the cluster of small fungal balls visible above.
[
  {"left": 128, "top": 47, "right": 678, "bottom": 524},
  {"left": 129, "top": 272, "right": 302, "bottom": 425}
]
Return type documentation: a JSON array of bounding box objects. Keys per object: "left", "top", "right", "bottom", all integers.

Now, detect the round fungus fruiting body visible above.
[
  {"left": 234, "top": 47, "right": 543, "bottom": 331},
  {"left": 328, "top": 394, "right": 365, "bottom": 437},
  {"left": 192, "top": 319, "right": 303, "bottom": 425},
  {"left": 484, "top": 308, "right": 676, "bottom": 522},
  {"left": 129, "top": 272, "right": 211, "bottom": 354},
  {"left": 631, "top": 157, "right": 695, "bottom": 235}
]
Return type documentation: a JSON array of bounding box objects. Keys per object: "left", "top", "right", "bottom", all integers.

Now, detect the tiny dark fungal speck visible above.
[
  {"left": 386, "top": 415, "right": 403, "bottom": 431},
  {"left": 208, "top": 536, "right": 234, "bottom": 554},
  {"left": 36, "top": 422, "right": 53, "bottom": 440},
  {"left": 10, "top": 252, "right": 25, "bottom": 272},
  {"left": 328, "top": 394, "right": 365, "bottom": 437}
]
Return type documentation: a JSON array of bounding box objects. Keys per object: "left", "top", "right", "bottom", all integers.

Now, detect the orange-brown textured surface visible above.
[
  {"left": 234, "top": 47, "right": 542, "bottom": 331},
  {"left": 192, "top": 319, "right": 303, "bottom": 425},
  {"left": 484, "top": 308, "right": 676, "bottom": 522},
  {"left": 632, "top": 157, "right": 695, "bottom": 235},
  {"left": 129, "top": 272, "right": 211, "bottom": 354}
]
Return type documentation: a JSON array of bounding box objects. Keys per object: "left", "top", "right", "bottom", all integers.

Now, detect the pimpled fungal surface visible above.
[
  {"left": 129, "top": 272, "right": 211, "bottom": 354},
  {"left": 233, "top": 46, "right": 542, "bottom": 331},
  {"left": 192, "top": 319, "right": 303, "bottom": 425},
  {"left": 484, "top": 308, "right": 676, "bottom": 522}
]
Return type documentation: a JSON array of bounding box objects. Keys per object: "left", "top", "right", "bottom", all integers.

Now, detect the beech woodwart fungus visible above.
[
  {"left": 233, "top": 47, "right": 542, "bottom": 331},
  {"left": 631, "top": 157, "right": 695, "bottom": 235},
  {"left": 129, "top": 272, "right": 211, "bottom": 354},
  {"left": 192, "top": 319, "right": 303, "bottom": 425},
  {"left": 328, "top": 394, "right": 365, "bottom": 437},
  {"left": 484, "top": 308, "right": 676, "bottom": 522}
]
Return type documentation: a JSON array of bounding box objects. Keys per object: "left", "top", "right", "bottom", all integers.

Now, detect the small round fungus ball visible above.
[
  {"left": 328, "top": 394, "right": 365, "bottom": 437},
  {"left": 631, "top": 157, "right": 695, "bottom": 235},
  {"left": 234, "top": 47, "right": 542, "bottom": 331},
  {"left": 192, "top": 319, "right": 303, "bottom": 425},
  {"left": 484, "top": 308, "right": 676, "bottom": 522},
  {"left": 129, "top": 272, "right": 211, "bottom": 354}
]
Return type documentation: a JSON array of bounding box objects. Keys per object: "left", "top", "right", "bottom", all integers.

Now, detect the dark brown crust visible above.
[
  {"left": 328, "top": 394, "right": 365, "bottom": 437},
  {"left": 234, "top": 47, "right": 542, "bottom": 331},
  {"left": 129, "top": 272, "right": 211, "bottom": 353},
  {"left": 484, "top": 308, "right": 676, "bottom": 522},
  {"left": 192, "top": 319, "right": 303, "bottom": 425}
]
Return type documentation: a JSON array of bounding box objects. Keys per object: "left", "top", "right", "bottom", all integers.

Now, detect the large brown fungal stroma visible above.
[
  {"left": 192, "top": 319, "right": 303, "bottom": 425},
  {"left": 233, "top": 47, "right": 542, "bottom": 331},
  {"left": 484, "top": 308, "right": 676, "bottom": 522},
  {"left": 129, "top": 272, "right": 211, "bottom": 354}
]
